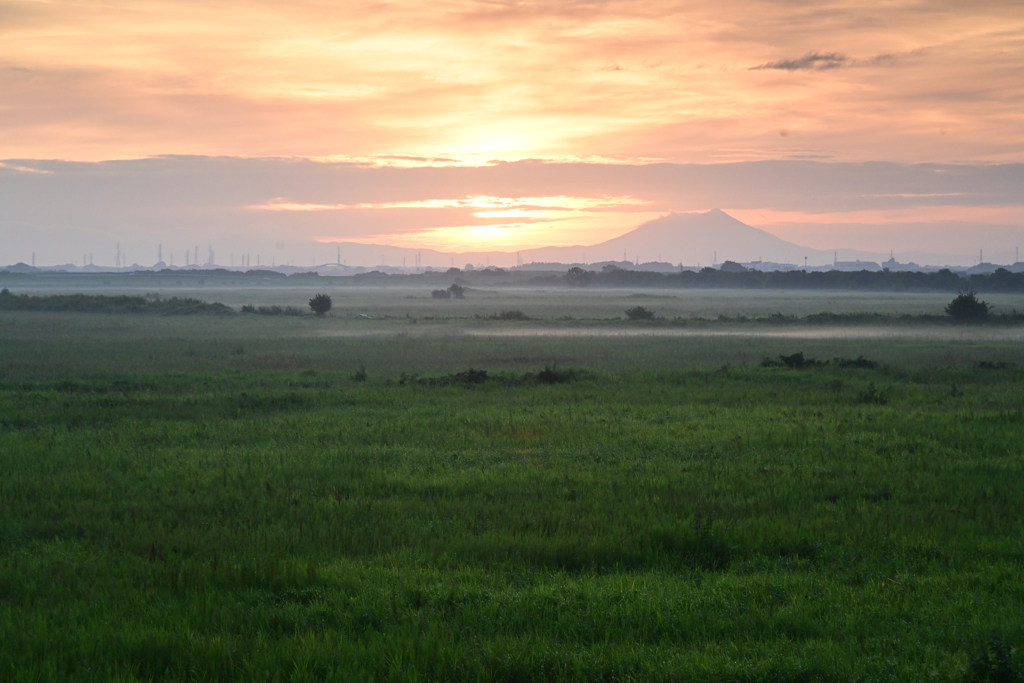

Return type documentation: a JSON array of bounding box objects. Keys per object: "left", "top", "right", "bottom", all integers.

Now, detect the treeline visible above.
[
  {"left": 559, "top": 266, "right": 1024, "bottom": 292},
  {"left": 0, "top": 290, "right": 234, "bottom": 315}
]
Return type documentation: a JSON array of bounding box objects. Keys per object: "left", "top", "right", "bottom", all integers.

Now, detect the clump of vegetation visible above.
[
  {"left": 431, "top": 284, "right": 467, "bottom": 300},
  {"left": 964, "top": 634, "right": 1021, "bottom": 683},
  {"left": 946, "top": 290, "right": 992, "bottom": 323},
  {"left": 977, "top": 361, "right": 1013, "bottom": 370},
  {"left": 245, "top": 305, "right": 305, "bottom": 316},
  {"left": 308, "top": 293, "right": 332, "bottom": 316},
  {"left": 417, "top": 368, "right": 490, "bottom": 387},
  {"left": 780, "top": 352, "right": 825, "bottom": 369},
  {"left": 537, "top": 364, "right": 580, "bottom": 384},
  {"left": 857, "top": 381, "right": 890, "bottom": 405},
  {"left": 490, "top": 310, "right": 530, "bottom": 320},
  {"left": 834, "top": 355, "right": 880, "bottom": 369},
  {"left": 351, "top": 365, "right": 368, "bottom": 382},
  {"left": 625, "top": 305, "right": 656, "bottom": 320},
  {"left": 764, "top": 353, "right": 880, "bottom": 369}
]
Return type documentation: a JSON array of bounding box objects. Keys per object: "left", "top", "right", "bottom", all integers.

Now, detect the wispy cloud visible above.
[
  {"left": 751, "top": 52, "right": 847, "bottom": 71},
  {"left": 0, "top": 161, "right": 51, "bottom": 174}
]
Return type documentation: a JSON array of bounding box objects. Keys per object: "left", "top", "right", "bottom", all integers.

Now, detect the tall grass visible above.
[{"left": 1, "top": 358, "right": 1023, "bottom": 680}]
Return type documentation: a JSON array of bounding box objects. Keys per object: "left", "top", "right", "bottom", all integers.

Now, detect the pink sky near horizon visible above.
[{"left": 2, "top": 0, "right": 1023, "bottom": 256}]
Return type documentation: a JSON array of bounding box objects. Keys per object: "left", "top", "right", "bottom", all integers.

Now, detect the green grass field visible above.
[{"left": 1, "top": 294, "right": 1023, "bottom": 681}]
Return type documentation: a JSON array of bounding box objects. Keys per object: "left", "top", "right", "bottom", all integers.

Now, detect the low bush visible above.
[
  {"left": 779, "top": 352, "right": 825, "bottom": 369},
  {"left": 625, "top": 306, "right": 656, "bottom": 320},
  {"left": 834, "top": 355, "right": 880, "bottom": 369},
  {"left": 252, "top": 305, "right": 306, "bottom": 316},
  {"left": 857, "top": 381, "right": 890, "bottom": 405},
  {"left": 946, "top": 290, "right": 992, "bottom": 323},
  {"left": 537, "top": 364, "right": 580, "bottom": 384},
  {"left": 977, "top": 361, "right": 1013, "bottom": 370},
  {"left": 491, "top": 310, "right": 530, "bottom": 320}
]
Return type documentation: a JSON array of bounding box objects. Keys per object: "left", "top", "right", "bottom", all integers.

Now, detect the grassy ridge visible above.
[
  {"left": 1, "top": 364, "right": 1023, "bottom": 681},
  {"left": 0, "top": 289, "right": 234, "bottom": 315}
]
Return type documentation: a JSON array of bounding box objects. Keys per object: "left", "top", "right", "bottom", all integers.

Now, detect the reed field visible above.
[{"left": 1, "top": 288, "right": 1023, "bottom": 682}]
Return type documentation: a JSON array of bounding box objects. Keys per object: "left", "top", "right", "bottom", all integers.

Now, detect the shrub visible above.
[
  {"left": 537, "top": 364, "right": 579, "bottom": 384},
  {"left": 857, "top": 382, "right": 889, "bottom": 405},
  {"left": 352, "top": 365, "right": 368, "bottom": 382},
  {"left": 240, "top": 304, "right": 256, "bottom": 313},
  {"left": 946, "top": 290, "right": 992, "bottom": 323},
  {"left": 977, "top": 361, "right": 1013, "bottom": 370},
  {"left": 779, "top": 352, "right": 824, "bottom": 369},
  {"left": 625, "top": 306, "right": 655, "bottom": 320},
  {"left": 431, "top": 289, "right": 451, "bottom": 299},
  {"left": 493, "top": 310, "right": 530, "bottom": 320},
  {"left": 308, "top": 293, "right": 332, "bottom": 316},
  {"left": 834, "top": 355, "right": 880, "bottom": 369},
  {"left": 448, "top": 284, "right": 465, "bottom": 299}
]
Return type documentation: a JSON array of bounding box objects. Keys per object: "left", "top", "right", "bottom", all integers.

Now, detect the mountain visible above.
[
  {"left": 519, "top": 209, "right": 841, "bottom": 266},
  {"left": 314, "top": 210, "right": 885, "bottom": 270}
]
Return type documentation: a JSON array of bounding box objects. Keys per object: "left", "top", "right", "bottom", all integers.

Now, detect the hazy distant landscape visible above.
[{"left": 7, "top": 209, "right": 1024, "bottom": 275}]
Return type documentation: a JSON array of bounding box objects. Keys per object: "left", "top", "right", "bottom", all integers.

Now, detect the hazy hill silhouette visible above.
[{"left": 519, "top": 209, "right": 837, "bottom": 266}]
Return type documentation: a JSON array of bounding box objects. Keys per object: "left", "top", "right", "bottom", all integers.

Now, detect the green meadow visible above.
[{"left": 1, "top": 290, "right": 1023, "bottom": 681}]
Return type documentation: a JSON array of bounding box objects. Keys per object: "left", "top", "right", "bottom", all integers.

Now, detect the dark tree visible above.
[
  {"left": 308, "top": 293, "right": 333, "bottom": 316},
  {"left": 431, "top": 289, "right": 452, "bottom": 299},
  {"left": 565, "top": 266, "right": 593, "bottom": 286},
  {"left": 945, "top": 290, "right": 991, "bottom": 323},
  {"left": 448, "top": 284, "right": 465, "bottom": 299}
]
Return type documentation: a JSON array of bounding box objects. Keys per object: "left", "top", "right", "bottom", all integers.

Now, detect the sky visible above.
[{"left": 2, "top": 0, "right": 1024, "bottom": 266}]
